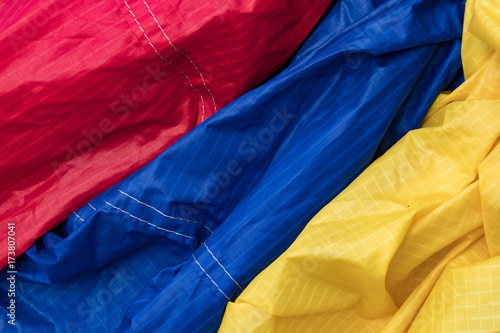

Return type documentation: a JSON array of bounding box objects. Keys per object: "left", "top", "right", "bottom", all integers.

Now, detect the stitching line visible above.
[
  {"left": 104, "top": 201, "right": 197, "bottom": 240},
  {"left": 118, "top": 190, "right": 213, "bottom": 233},
  {"left": 73, "top": 212, "right": 84, "bottom": 222},
  {"left": 192, "top": 253, "right": 231, "bottom": 301},
  {"left": 203, "top": 243, "right": 243, "bottom": 291},
  {"left": 88, "top": 203, "right": 96, "bottom": 210},
  {"left": 142, "top": 0, "right": 217, "bottom": 120},
  {"left": 123, "top": 0, "right": 206, "bottom": 119}
]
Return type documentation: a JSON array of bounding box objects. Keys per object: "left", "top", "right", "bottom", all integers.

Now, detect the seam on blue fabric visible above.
[
  {"left": 192, "top": 253, "right": 231, "bottom": 301},
  {"left": 142, "top": 0, "right": 217, "bottom": 120},
  {"left": 123, "top": 0, "right": 206, "bottom": 119},
  {"left": 203, "top": 243, "right": 243, "bottom": 291},
  {"left": 73, "top": 212, "right": 85, "bottom": 222},
  {"left": 117, "top": 190, "right": 213, "bottom": 233},
  {"left": 88, "top": 203, "right": 96, "bottom": 210},
  {"left": 104, "top": 201, "right": 198, "bottom": 240}
]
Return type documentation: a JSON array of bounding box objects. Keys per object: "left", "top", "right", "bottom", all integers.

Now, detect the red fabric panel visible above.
[{"left": 0, "top": 0, "right": 330, "bottom": 266}]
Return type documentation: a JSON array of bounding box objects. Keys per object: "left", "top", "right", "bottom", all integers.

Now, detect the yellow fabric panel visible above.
[
  {"left": 219, "top": 0, "right": 500, "bottom": 331},
  {"left": 407, "top": 238, "right": 500, "bottom": 333},
  {"left": 480, "top": 143, "right": 500, "bottom": 257}
]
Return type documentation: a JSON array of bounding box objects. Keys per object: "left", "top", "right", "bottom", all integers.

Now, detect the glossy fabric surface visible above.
[
  {"left": 0, "top": 0, "right": 331, "bottom": 266},
  {"left": 0, "top": 0, "right": 465, "bottom": 331},
  {"left": 220, "top": 0, "right": 500, "bottom": 331}
]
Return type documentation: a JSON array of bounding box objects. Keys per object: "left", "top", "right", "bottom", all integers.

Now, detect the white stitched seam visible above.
[
  {"left": 118, "top": 190, "right": 213, "bottom": 233},
  {"left": 142, "top": 0, "right": 217, "bottom": 120},
  {"left": 203, "top": 243, "right": 243, "bottom": 291},
  {"left": 104, "top": 201, "right": 197, "bottom": 240},
  {"left": 88, "top": 203, "right": 96, "bottom": 210},
  {"left": 73, "top": 212, "right": 84, "bottom": 222},
  {"left": 123, "top": 0, "right": 206, "bottom": 119},
  {"left": 192, "top": 253, "right": 231, "bottom": 301}
]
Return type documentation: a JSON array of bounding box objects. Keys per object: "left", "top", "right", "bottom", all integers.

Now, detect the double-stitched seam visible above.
[
  {"left": 105, "top": 200, "right": 198, "bottom": 240},
  {"left": 118, "top": 189, "right": 213, "bottom": 233},
  {"left": 142, "top": 0, "right": 217, "bottom": 120},
  {"left": 192, "top": 253, "right": 231, "bottom": 301},
  {"left": 203, "top": 243, "right": 243, "bottom": 291},
  {"left": 123, "top": 0, "right": 206, "bottom": 118}
]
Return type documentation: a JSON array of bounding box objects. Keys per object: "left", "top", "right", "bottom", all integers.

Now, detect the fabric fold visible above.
[{"left": 219, "top": 0, "right": 500, "bottom": 331}]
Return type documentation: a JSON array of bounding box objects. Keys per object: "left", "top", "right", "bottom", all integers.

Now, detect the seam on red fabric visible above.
[
  {"left": 122, "top": 0, "right": 206, "bottom": 119},
  {"left": 141, "top": 0, "right": 217, "bottom": 119}
]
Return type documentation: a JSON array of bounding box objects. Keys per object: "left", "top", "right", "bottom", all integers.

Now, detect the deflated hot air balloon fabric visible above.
[
  {"left": 219, "top": 0, "right": 500, "bottom": 331},
  {"left": 0, "top": 0, "right": 332, "bottom": 267},
  {"left": 0, "top": 0, "right": 466, "bottom": 332}
]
